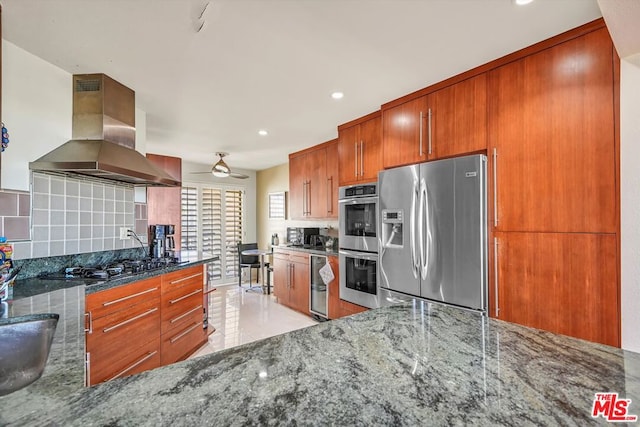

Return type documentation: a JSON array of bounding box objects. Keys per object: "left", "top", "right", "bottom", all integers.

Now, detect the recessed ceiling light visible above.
[
  {"left": 331, "top": 92, "right": 344, "bottom": 100},
  {"left": 513, "top": 0, "right": 534, "bottom": 5},
  {"left": 258, "top": 129, "right": 268, "bottom": 136}
]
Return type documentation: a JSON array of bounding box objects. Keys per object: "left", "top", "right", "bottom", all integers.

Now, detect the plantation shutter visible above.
[
  {"left": 180, "top": 187, "right": 198, "bottom": 255},
  {"left": 224, "top": 190, "right": 243, "bottom": 278},
  {"left": 202, "top": 188, "right": 223, "bottom": 280},
  {"left": 180, "top": 185, "right": 244, "bottom": 283}
]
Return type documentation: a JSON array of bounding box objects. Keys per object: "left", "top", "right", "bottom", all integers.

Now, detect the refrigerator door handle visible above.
[
  {"left": 418, "top": 178, "right": 426, "bottom": 279},
  {"left": 419, "top": 178, "right": 430, "bottom": 280},
  {"left": 410, "top": 179, "right": 419, "bottom": 278}
]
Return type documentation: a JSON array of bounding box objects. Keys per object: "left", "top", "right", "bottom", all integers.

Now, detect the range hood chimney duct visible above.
[{"left": 29, "top": 74, "right": 180, "bottom": 187}]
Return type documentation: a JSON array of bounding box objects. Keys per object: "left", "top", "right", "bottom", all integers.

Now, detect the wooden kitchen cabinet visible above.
[
  {"left": 272, "top": 249, "right": 310, "bottom": 315},
  {"left": 160, "top": 265, "right": 207, "bottom": 365},
  {"left": 488, "top": 27, "right": 616, "bottom": 234},
  {"left": 493, "top": 232, "right": 619, "bottom": 347},
  {"left": 289, "top": 139, "right": 336, "bottom": 219},
  {"left": 428, "top": 74, "right": 486, "bottom": 159},
  {"left": 382, "top": 95, "right": 428, "bottom": 168},
  {"left": 382, "top": 74, "right": 486, "bottom": 169},
  {"left": 325, "top": 140, "right": 339, "bottom": 218},
  {"left": 338, "top": 111, "right": 382, "bottom": 186},
  {"left": 85, "top": 265, "right": 208, "bottom": 386},
  {"left": 85, "top": 276, "right": 162, "bottom": 386}
]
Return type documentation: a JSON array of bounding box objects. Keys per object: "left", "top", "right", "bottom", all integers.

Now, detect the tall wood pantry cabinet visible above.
[{"left": 488, "top": 25, "right": 619, "bottom": 346}]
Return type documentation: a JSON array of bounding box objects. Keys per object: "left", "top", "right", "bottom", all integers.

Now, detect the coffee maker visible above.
[{"left": 149, "top": 224, "right": 176, "bottom": 259}]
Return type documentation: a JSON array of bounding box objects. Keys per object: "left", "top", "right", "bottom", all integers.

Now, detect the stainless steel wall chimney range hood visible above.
[{"left": 29, "top": 74, "right": 180, "bottom": 187}]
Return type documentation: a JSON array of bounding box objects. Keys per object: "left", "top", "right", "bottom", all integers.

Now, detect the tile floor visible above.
[{"left": 189, "top": 283, "right": 318, "bottom": 359}]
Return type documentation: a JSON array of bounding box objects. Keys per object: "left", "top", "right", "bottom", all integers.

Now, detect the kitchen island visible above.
[{"left": 2, "top": 296, "right": 639, "bottom": 425}]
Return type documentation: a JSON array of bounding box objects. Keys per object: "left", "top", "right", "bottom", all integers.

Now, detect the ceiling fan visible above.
[{"left": 191, "top": 152, "right": 249, "bottom": 179}]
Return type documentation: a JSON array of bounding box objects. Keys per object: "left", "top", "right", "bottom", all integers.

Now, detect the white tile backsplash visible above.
[{"left": 17, "top": 172, "right": 141, "bottom": 260}]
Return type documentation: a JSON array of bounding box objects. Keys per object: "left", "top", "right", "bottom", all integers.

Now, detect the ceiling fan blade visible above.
[
  {"left": 189, "top": 171, "right": 214, "bottom": 174},
  {"left": 229, "top": 172, "right": 249, "bottom": 179}
]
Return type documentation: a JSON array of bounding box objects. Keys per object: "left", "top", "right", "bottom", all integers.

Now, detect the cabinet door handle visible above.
[
  {"left": 84, "top": 311, "right": 93, "bottom": 334},
  {"left": 493, "top": 148, "right": 498, "bottom": 227},
  {"left": 327, "top": 176, "right": 333, "bottom": 214},
  {"left": 290, "top": 264, "right": 294, "bottom": 288},
  {"left": 494, "top": 237, "right": 499, "bottom": 317},
  {"left": 102, "top": 287, "right": 158, "bottom": 307},
  {"left": 360, "top": 141, "right": 364, "bottom": 177},
  {"left": 306, "top": 181, "right": 311, "bottom": 215},
  {"left": 85, "top": 352, "right": 91, "bottom": 386},
  {"left": 427, "top": 108, "right": 433, "bottom": 155},
  {"left": 169, "top": 288, "right": 202, "bottom": 305},
  {"left": 419, "top": 111, "right": 424, "bottom": 156},
  {"left": 355, "top": 142, "right": 359, "bottom": 177},
  {"left": 170, "top": 304, "right": 203, "bottom": 324},
  {"left": 169, "top": 272, "right": 203, "bottom": 285},
  {"left": 109, "top": 350, "right": 158, "bottom": 381},
  {"left": 170, "top": 322, "right": 201, "bottom": 344},
  {"left": 102, "top": 307, "right": 158, "bottom": 333},
  {"left": 286, "top": 263, "right": 290, "bottom": 288}
]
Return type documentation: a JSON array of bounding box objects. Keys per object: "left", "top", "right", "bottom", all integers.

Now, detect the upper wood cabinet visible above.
[
  {"left": 488, "top": 28, "right": 616, "bottom": 233},
  {"left": 325, "top": 140, "right": 339, "bottom": 218},
  {"left": 382, "top": 74, "right": 487, "bottom": 169},
  {"left": 338, "top": 112, "right": 382, "bottom": 186},
  {"left": 289, "top": 139, "right": 337, "bottom": 220},
  {"left": 428, "top": 74, "right": 487, "bottom": 159},
  {"left": 382, "top": 96, "right": 428, "bottom": 168}
]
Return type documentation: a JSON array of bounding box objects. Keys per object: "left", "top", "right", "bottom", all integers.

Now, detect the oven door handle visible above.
[
  {"left": 339, "top": 250, "right": 378, "bottom": 262},
  {"left": 338, "top": 196, "right": 379, "bottom": 205}
]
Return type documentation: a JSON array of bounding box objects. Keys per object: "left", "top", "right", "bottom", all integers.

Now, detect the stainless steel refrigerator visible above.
[{"left": 378, "top": 154, "right": 488, "bottom": 312}]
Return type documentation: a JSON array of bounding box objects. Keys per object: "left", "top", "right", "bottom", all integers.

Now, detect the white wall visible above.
[
  {"left": 1, "top": 40, "right": 71, "bottom": 191},
  {"left": 620, "top": 57, "right": 640, "bottom": 352}
]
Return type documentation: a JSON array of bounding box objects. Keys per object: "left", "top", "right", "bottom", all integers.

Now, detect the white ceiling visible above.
[{"left": 1, "top": 0, "right": 603, "bottom": 172}]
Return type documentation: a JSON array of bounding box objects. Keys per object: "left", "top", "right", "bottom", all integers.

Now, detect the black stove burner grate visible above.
[{"left": 40, "top": 257, "right": 180, "bottom": 282}]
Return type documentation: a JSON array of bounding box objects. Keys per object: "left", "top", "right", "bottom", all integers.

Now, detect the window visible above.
[{"left": 181, "top": 185, "right": 245, "bottom": 284}]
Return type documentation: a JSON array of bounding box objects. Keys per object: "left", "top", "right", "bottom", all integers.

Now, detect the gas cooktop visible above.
[{"left": 38, "top": 258, "right": 181, "bottom": 282}]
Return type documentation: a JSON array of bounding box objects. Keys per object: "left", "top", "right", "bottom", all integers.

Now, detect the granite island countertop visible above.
[
  {"left": 2, "top": 299, "right": 639, "bottom": 426},
  {"left": 0, "top": 252, "right": 219, "bottom": 425}
]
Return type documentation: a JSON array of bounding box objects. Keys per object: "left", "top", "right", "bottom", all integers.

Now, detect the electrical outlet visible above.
[{"left": 119, "top": 227, "right": 129, "bottom": 240}]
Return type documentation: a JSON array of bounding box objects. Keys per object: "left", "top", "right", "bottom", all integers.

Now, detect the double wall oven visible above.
[{"left": 338, "top": 183, "right": 379, "bottom": 309}]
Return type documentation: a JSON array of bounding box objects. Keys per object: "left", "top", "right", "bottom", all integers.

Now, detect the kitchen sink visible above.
[{"left": 0, "top": 313, "right": 59, "bottom": 396}]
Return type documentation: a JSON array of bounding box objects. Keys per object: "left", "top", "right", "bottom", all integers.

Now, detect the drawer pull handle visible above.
[
  {"left": 170, "top": 304, "right": 203, "bottom": 324},
  {"left": 169, "top": 288, "right": 202, "bottom": 304},
  {"left": 84, "top": 312, "right": 93, "bottom": 334},
  {"left": 103, "top": 307, "right": 158, "bottom": 333},
  {"left": 102, "top": 287, "right": 158, "bottom": 307},
  {"left": 170, "top": 323, "right": 201, "bottom": 344},
  {"left": 169, "top": 272, "right": 203, "bottom": 285},
  {"left": 109, "top": 350, "right": 158, "bottom": 381}
]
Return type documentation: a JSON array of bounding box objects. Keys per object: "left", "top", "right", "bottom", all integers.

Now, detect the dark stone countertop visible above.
[
  {"left": 2, "top": 299, "right": 639, "bottom": 426},
  {"left": 0, "top": 252, "right": 219, "bottom": 425},
  {"left": 273, "top": 244, "right": 339, "bottom": 257},
  {"left": 8, "top": 253, "right": 218, "bottom": 300}
]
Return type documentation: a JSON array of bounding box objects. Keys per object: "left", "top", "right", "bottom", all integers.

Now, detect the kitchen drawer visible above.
[
  {"left": 86, "top": 297, "right": 160, "bottom": 359},
  {"left": 161, "top": 320, "right": 206, "bottom": 365},
  {"left": 289, "top": 252, "right": 308, "bottom": 264},
  {"left": 88, "top": 336, "right": 161, "bottom": 386},
  {"left": 161, "top": 290, "right": 204, "bottom": 335},
  {"left": 86, "top": 276, "right": 161, "bottom": 319},
  {"left": 161, "top": 265, "right": 204, "bottom": 294}
]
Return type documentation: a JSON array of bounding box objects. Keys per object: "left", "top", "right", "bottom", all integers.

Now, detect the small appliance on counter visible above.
[
  {"left": 149, "top": 224, "right": 176, "bottom": 259},
  {"left": 286, "top": 227, "right": 320, "bottom": 247}
]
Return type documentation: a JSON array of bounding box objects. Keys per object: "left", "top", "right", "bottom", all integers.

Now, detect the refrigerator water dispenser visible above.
[{"left": 382, "top": 209, "right": 404, "bottom": 248}]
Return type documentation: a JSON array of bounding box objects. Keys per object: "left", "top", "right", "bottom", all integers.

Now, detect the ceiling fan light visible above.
[{"left": 212, "top": 159, "right": 230, "bottom": 177}]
